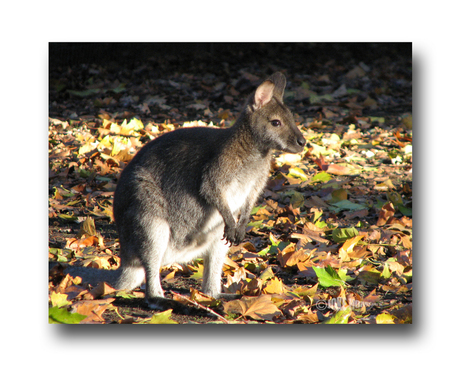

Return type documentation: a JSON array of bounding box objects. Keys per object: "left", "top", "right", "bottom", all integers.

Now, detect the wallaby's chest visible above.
[
  {"left": 224, "top": 160, "right": 270, "bottom": 214},
  {"left": 225, "top": 178, "right": 256, "bottom": 213}
]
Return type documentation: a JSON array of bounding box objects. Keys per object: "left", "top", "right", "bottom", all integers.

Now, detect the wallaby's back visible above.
[{"left": 114, "top": 126, "right": 237, "bottom": 248}]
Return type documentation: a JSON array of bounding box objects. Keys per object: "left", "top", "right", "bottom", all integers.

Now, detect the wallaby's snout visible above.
[{"left": 286, "top": 123, "right": 306, "bottom": 153}]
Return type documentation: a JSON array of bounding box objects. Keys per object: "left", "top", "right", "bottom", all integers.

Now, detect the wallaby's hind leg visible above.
[
  {"left": 114, "top": 259, "right": 145, "bottom": 292},
  {"left": 202, "top": 239, "right": 228, "bottom": 298},
  {"left": 137, "top": 217, "right": 171, "bottom": 303}
]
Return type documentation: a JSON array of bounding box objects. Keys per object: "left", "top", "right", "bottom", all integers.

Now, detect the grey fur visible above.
[{"left": 66, "top": 72, "right": 306, "bottom": 307}]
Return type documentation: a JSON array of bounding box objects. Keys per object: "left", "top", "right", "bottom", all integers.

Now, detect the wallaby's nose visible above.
[{"left": 297, "top": 135, "right": 306, "bottom": 147}]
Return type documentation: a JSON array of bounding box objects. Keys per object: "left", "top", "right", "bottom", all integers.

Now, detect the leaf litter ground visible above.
[{"left": 49, "top": 44, "right": 412, "bottom": 324}]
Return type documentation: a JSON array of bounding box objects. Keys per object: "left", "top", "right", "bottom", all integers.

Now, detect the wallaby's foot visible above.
[
  {"left": 146, "top": 296, "right": 172, "bottom": 310},
  {"left": 217, "top": 292, "right": 242, "bottom": 300}
]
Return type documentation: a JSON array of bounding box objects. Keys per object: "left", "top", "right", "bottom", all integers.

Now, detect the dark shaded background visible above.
[
  {"left": 50, "top": 42, "right": 411, "bottom": 71},
  {"left": 49, "top": 42, "right": 411, "bottom": 124}
]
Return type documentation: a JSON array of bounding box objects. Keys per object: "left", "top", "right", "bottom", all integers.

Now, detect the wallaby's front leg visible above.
[
  {"left": 220, "top": 206, "right": 240, "bottom": 245},
  {"left": 201, "top": 177, "right": 240, "bottom": 245}
]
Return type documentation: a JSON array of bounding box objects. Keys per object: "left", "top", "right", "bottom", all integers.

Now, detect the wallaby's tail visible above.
[
  {"left": 51, "top": 262, "right": 146, "bottom": 292},
  {"left": 51, "top": 262, "right": 122, "bottom": 288}
]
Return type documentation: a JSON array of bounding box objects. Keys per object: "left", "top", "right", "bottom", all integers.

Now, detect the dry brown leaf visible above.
[
  {"left": 89, "top": 281, "right": 116, "bottom": 299},
  {"left": 223, "top": 294, "right": 282, "bottom": 321},
  {"left": 284, "top": 248, "right": 310, "bottom": 267},
  {"left": 72, "top": 298, "right": 115, "bottom": 323},
  {"left": 276, "top": 244, "right": 297, "bottom": 268},
  {"left": 327, "top": 164, "right": 351, "bottom": 175},
  {"left": 377, "top": 202, "right": 395, "bottom": 226}
]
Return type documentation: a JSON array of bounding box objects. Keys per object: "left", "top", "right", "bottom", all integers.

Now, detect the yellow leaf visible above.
[
  {"left": 145, "top": 309, "right": 178, "bottom": 324},
  {"left": 263, "top": 277, "right": 285, "bottom": 294},
  {"left": 78, "top": 143, "right": 95, "bottom": 156},
  {"left": 376, "top": 313, "right": 396, "bottom": 324},
  {"left": 49, "top": 292, "right": 71, "bottom": 308},
  {"left": 342, "top": 235, "right": 364, "bottom": 252},
  {"left": 288, "top": 167, "right": 309, "bottom": 182},
  {"left": 109, "top": 122, "right": 121, "bottom": 134}
]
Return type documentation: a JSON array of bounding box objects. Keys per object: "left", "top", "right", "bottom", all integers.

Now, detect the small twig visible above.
[{"left": 170, "top": 292, "right": 230, "bottom": 324}]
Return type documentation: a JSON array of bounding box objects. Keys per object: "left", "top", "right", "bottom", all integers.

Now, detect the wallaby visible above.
[{"left": 59, "top": 72, "right": 305, "bottom": 308}]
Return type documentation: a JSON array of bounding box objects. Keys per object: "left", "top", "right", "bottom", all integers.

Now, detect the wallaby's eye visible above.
[{"left": 270, "top": 119, "right": 281, "bottom": 127}]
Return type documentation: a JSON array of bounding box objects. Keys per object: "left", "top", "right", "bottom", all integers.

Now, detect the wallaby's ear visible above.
[
  {"left": 253, "top": 72, "right": 286, "bottom": 109},
  {"left": 267, "top": 72, "right": 286, "bottom": 100},
  {"left": 253, "top": 80, "right": 275, "bottom": 109}
]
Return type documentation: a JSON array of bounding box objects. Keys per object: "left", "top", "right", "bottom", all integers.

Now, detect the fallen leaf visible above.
[
  {"left": 144, "top": 309, "right": 178, "bottom": 324},
  {"left": 327, "top": 164, "right": 351, "bottom": 175},
  {"left": 49, "top": 307, "right": 86, "bottom": 324},
  {"left": 376, "top": 313, "right": 396, "bottom": 324},
  {"left": 223, "top": 295, "right": 281, "bottom": 321},
  {"left": 262, "top": 277, "right": 285, "bottom": 294},
  {"left": 377, "top": 202, "right": 395, "bottom": 226},
  {"left": 71, "top": 298, "right": 115, "bottom": 323}
]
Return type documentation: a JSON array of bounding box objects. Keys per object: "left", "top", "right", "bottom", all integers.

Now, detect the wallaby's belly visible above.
[
  {"left": 161, "top": 216, "right": 224, "bottom": 265},
  {"left": 160, "top": 178, "right": 258, "bottom": 265}
]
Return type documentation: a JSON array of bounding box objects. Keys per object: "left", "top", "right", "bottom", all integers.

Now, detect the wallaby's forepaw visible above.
[{"left": 223, "top": 224, "right": 245, "bottom": 246}]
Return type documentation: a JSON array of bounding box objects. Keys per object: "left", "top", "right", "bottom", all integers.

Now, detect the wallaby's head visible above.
[{"left": 246, "top": 72, "right": 306, "bottom": 154}]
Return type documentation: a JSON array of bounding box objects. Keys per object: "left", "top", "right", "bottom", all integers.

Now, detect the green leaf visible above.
[
  {"left": 49, "top": 307, "right": 86, "bottom": 324},
  {"left": 332, "top": 227, "right": 359, "bottom": 243},
  {"left": 381, "top": 263, "right": 392, "bottom": 279},
  {"left": 399, "top": 205, "right": 412, "bottom": 217},
  {"left": 145, "top": 309, "right": 178, "bottom": 324},
  {"left": 329, "top": 200, "right": 367, "bottom": 213},
  {"left": 311, "top": 171, "right": 331, "bottom": 183},
  {"left": 190, "top": 264, "right": 204, "bottom": 280},
  {"left": 247, "top": 220, "right": 264, "bottom": 229},
  {"left": 257, "top": 245, "right": 271, "bottom": 257},
  {"left": 324, "top": 306, "right": 352, "bottom": 324},
  {"left": 250, "top": 205, "right": 265, "bottom": 215},
  {"left": 313, "top": 265, "right": 348, "bottom": 288},
  {"left": 268, "top": 235, "right": 290, "bottom": 254}
]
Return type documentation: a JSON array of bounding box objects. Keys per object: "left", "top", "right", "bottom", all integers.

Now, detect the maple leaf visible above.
[
  {"left": 223, "top": 295, "right": 282, "bottom": 321},
  {"left": 144, "top": 309, "right": 179, "bottom": 324},
  {"left": 71, "top": 298, "right": 115, "bottom": 323}
]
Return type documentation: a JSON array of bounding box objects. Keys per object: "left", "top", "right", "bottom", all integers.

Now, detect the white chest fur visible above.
[{"left": 225, "top": 177, "right": 256, "bottom": 214}]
